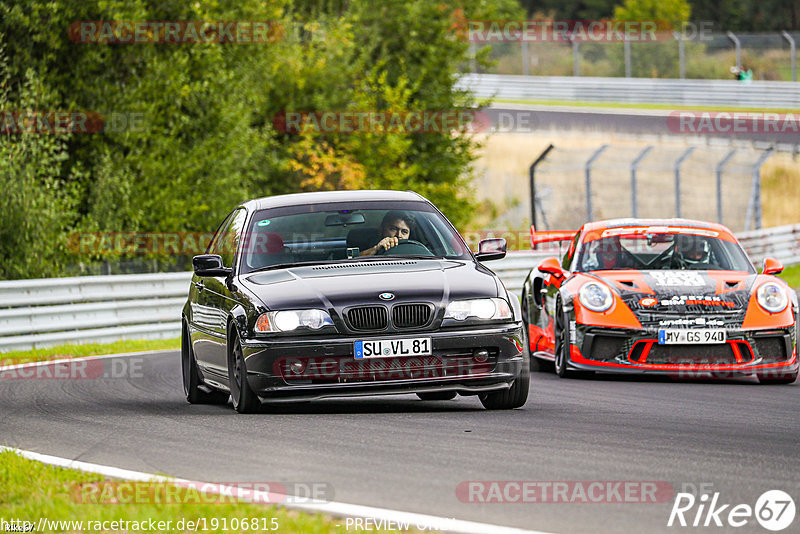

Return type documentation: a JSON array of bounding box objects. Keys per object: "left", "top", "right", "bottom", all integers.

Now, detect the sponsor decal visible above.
[
  {"left": 657, "top": 295, "right": 736, "bottom": 308},
  {"left": 639, "top": 297, "right": 659, "bottom": 307},
  {"left": 650, "top": 271, "right": 706, "bottom": 288},
  {"left": 658, "top": 318, "right": 725, "bottom": 327},
  {"left": 601, "top": 227, "right": 719, "bottom": 239}
]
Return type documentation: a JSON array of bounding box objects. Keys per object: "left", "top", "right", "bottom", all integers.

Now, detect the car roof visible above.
[
  {"left": 580, "top": 218, "right": 737, "bottom": 241},
  {"left": 242, "top": 190, "right": 427, "bottom": 210}
]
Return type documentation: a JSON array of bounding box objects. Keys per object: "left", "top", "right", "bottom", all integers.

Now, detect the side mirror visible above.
[
  {"left": 476, "top": 238, "right": 506, "bottom": 261},
  {"left": 537, "top": 256, "right": 564, "bottom": 279},
  {"left": 762, "top": 257, "right": 784, "bottom": 275},
  {"left": 193, "top": 254, "right": 232, "bottom": 277}
]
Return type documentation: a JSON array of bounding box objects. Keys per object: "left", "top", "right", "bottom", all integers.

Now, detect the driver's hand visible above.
[{"left": 378, "top": 237, "right": 399, "bottom": 251}]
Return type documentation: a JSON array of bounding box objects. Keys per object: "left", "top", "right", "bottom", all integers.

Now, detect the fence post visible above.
[
  {"left": 727, "top": 31, "right": 741, "bottom": 69},
  {"left": 676, "top": 32, "right": 686, "bottom": 79},
  {"left": 572, "top": 39, "right": 580, "bottom": 76},
  {"left": 585, "top": 145, "right": 609, "bottom": 222},
  {"left": 745, "top": 149, "right": 774, "bottom": 230},
  {"left": 521, "top": 40, "right": 529, "bottom": 76},
  {"left": 624, "top": 39, "right": 632, "bottom": 77},
  {"left": 529, "top": 144, "right": 555, "bottom": 230},
  {"left": 630, "top": 146, "right": 653, "bottom": 218},
  {"left": 470, "top": 42, "right": 477, "bottom": 73},
  {"left": 782, "top": 31, "right": 797, "bottom": 82},
  {"left": 715, "top": 149, "right": 737, "bottom": 224},
  {"left": 674, "top": 147, "right": 696, "bottom": 218}
]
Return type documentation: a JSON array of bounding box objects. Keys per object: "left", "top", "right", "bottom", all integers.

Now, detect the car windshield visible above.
[
  {"left": 575, "top": 231, "right": 755, "bottom": 272},
  {"left": 239, "top": 201, "right": 471, "bottom": 273}
]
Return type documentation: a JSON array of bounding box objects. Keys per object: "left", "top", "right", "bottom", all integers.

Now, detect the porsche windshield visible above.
[
  {"left": 575, "top": 232, "right": 755, "bottom": 272},
  {"left": 238, "top": 201, "right": 471, "bottom": 273}
]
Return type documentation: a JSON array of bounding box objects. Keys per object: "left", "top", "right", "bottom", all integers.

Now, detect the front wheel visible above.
[
  {"left": 479, "top": 352, "right": 530, "bottom": 410},
  {"left": 182, "top": 322, "right": 229, "bottom": 405},
  {"left": 553, "top": 297, "right": 574, "bottom": 378},
  {"left": 228, "top": 328, "right": 261, "bottom": 414}
]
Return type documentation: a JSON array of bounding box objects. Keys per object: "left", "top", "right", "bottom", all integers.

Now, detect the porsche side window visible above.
[{"left": 561, "top": 232, "right": 581, "bottom": 270}]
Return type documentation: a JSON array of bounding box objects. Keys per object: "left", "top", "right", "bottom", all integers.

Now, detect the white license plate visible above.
[
  {"left": 354, "top": 338, "right": 432, "bottom": 359},
  {"left": 658, "top": 329, "right": 726, "bottom": 345}
]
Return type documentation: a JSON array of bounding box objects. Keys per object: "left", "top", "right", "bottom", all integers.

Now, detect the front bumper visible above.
[
  {"left": 569, "top": 324, "right": 798, "bottom": 377},
  {"left": 239, "top": 323, "right": 524, "bottom": 400}
]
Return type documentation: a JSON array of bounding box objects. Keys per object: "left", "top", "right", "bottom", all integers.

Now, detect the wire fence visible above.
[
  {"left": 471, "top": 32, "right": 800, "bottom": 81},
  {"left": 529, "top": 144, "right": 773, "bottom": 233}
]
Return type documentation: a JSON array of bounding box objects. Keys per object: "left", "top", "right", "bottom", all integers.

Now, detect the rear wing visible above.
[{"left": 530, "top": 225, "right": 575, "bottom": 251}]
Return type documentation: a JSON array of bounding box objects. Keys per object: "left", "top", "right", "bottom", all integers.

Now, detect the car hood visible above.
[
  {"left": 241, "top": 259, "right": 501, "bottom": 313},
  {"left": 587, "top": 269, "right": 756, "bottom": 326}
]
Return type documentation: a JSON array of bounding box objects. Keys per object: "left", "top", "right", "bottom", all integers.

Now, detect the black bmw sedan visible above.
[{"left": 182, "top": 190, "right": 529, "bottom": 413}]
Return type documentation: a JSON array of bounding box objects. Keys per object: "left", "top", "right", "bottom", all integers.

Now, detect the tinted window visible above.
[{"left": 239, "top": 201, "right": 471, "bottom": 273}]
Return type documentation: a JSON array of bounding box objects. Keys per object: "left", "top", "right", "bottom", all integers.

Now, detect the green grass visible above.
[
  {"left": 0, "top": 338, "right": 180, "bottom": 365},
  {"left": 0, "top": 450, "right": 410, "bottom": 533},
  {"left": 494, "top": 98, "right": 800, "bottom": 113},
  {"left": 779, "top": 264, "right": 800, "bottom": 291}
]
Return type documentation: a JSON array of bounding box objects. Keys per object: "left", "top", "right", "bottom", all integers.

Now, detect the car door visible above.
[{"left": 192, "top": 208, "right": 248, "bottom": 378}]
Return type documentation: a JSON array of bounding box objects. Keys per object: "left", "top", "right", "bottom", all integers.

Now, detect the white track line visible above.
[{"left": 0, "top": 352, "right": 555, "bottom": 534}]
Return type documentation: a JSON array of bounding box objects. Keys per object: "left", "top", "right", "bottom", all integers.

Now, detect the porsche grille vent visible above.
[
  {"left": 392, "top": 303, "right": 432, "bottom": 328},
  {"left": 346, "top": 306, "right": 388, "bottom": 331}
]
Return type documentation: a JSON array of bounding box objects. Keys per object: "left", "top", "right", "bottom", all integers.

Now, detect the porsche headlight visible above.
[
  {"left": 578, "top": 282, "right": 613, "bottom": 312},
  {"left": 756, "top": 282, "right": 788, "bottom": 313},
  {"left": 444, "top": 298, "right": 512, "bottom": 321},
  {"left": 254, "top": 309, "right": 333, "bottom": 333}
]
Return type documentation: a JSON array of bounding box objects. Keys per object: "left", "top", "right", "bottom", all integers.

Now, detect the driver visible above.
[
  {"left": 675, "top": 236, "right": 709, "bottom": 268},
  {"left": 594, "top": 236, "right": 622, "bottom": 269},
  {"left": 360, "top": 211, "right": 415, "bottom": 256}
]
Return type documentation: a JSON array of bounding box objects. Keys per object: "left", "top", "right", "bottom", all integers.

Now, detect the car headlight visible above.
[
  {"left": 254, "top": 309, "right": 334, "bottom": 333},
  {"left": 578, "top": 282, "right": 613, "bottom": 312},
  {"left": 756, "top": 282, "right": 788, "bottom": 313},
  {"left": 444, "top": 298, "right": 512, "bottom": 321}
]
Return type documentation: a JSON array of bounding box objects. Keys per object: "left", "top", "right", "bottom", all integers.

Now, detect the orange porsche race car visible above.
[{"left": 521, "top": 219, "right": 798, "bottom": 383}]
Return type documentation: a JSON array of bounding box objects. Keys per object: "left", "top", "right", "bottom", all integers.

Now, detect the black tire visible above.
[
  {"left": 416, "top": 391, "right": 457, "bottom": 401},
  {"left": 182, "top": 322, "right": 229, "bottom": 405},
  {"left": 757, "top": 370, "right": 798, "bottom": 385},
  {"left": 553, "top": 296, "right": 574, "bottom": 378},
  {"left": 228, "top": 327, "right": 261, "bottom": 414},
  {"left": 479, "top": 336, "right": 530, "bottom": 410}
]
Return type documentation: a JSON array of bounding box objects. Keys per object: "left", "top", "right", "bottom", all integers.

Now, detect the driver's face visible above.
[
  {"left": 598, "top": 252, "right": 616, "bottom": 268},
  {"left": 686, "top": 249, "right": 704, "bottom": 261},
  {"left": 382, "top": 219, "right": 410, "bottom": 239}
]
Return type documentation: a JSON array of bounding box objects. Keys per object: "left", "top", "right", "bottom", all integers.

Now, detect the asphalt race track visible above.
[{"left": 2, "top": 351, "right": 798, "bottom": 533}]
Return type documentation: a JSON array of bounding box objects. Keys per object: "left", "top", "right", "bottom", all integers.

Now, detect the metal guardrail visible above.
[
  {"left": 738, "top": 223, "right": 800, "bottom": 267},
  {"left": 457, "top": 74, "right": 800, "bottom": 109},
  {"left": 1, "top": 228, "right": 798, "bottom": 353}
]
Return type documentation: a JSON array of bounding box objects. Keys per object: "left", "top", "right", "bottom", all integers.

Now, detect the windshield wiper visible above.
[{"left": 247, "top": 260, "right": 334, "bottom": 273}]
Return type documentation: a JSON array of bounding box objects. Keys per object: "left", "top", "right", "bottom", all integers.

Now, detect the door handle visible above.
[{"left": 194, "top": 281, "right": 204, "bottom": 292}]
